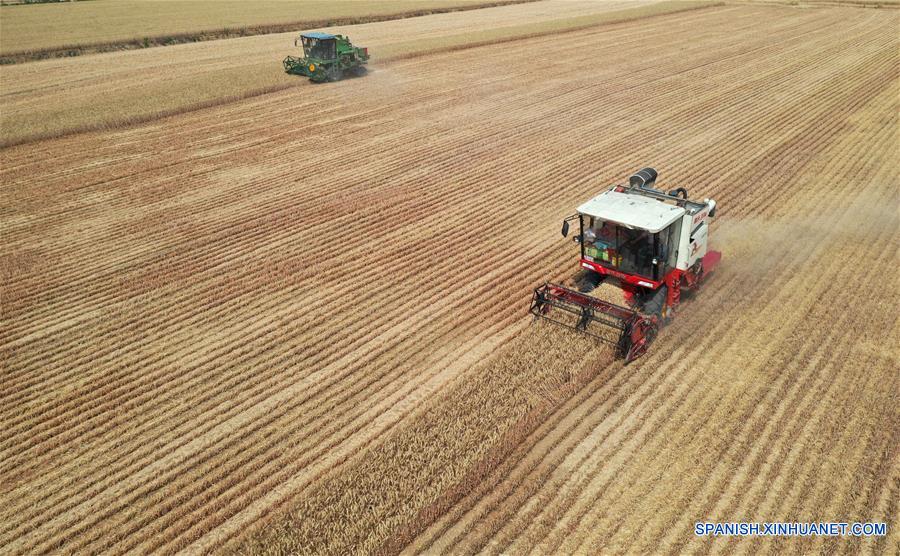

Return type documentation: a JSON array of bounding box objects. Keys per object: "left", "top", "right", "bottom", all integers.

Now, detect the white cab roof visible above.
[{"left": 577, "top": 189, "right": 685, "bottom": 233}]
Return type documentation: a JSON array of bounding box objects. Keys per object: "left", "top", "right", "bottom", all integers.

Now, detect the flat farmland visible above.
[
  {"left": 0, "top": 0, "right": 532, "bottom": 56},
  {"left": 0, "top": 0, "right": 684, "bottom": 145},
  {"left": 1, "top": 3, "right": 897, "bottom": 555}
]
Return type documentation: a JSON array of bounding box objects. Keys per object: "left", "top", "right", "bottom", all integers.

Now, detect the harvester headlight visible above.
[{"left": 308, "top": 64, "right": 316, "bottom": 72}]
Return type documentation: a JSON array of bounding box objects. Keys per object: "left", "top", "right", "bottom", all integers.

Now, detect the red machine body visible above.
[{"left": 530, "top": 167, "right": 721, "bottom": 363}]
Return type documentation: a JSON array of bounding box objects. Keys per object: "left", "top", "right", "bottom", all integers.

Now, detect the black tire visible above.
[
  {"left": 641, "top": 285, "right": 667, "bottom": 319},
  {"left": 576, "top": 270, "right": 603, "bottom": 293}
]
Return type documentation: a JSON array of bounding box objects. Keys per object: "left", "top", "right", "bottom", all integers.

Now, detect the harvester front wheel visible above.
[
  {"left": 640, "top": 285, "right": 668, "bottom": 321},
  {"left": 574, "top": 269, "right": 602, "bottom": 293},
  {"left": 624, "top": 319, "right": 658, "bottom": 364}
]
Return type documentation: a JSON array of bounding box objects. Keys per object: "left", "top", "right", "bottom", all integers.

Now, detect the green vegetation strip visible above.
[
  {"left": 0, "top": 1, "right": 722, "bottom": 148},
  {"left": 0, "top": 0, "right": 540, "bottom": 63}
]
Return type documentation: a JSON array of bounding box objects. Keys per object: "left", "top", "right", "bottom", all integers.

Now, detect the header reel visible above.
[{"left": 530, "top": 282, "right": 658, "bottom": 363}]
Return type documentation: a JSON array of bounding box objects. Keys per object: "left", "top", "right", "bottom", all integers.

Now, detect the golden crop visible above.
[{"left": 0, "top": 1, "right": 897, "bottom": 554}]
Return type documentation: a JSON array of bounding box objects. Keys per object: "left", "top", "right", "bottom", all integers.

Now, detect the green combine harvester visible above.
[{"left": 283, "top": 32, "right": 369, "bottom": 82}]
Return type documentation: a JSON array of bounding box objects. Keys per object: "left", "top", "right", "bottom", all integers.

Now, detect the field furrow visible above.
[{"left": 2, "top": 2, "right": 896, "bottom": 554}]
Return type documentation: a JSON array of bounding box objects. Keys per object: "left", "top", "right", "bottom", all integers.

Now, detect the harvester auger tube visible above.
[{"left": 529, "top": 283, "right": 658, "bottom": 364}]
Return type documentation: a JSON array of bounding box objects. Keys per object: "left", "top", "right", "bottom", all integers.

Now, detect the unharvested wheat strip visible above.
[
  {"left": 0, "top": 3, "right": 733, "bottom": 146},
  {"left": 432, "top": 353, "right": 692, "bottom": 553},
  {"left": 5, "top": 176, "right": 528, "bottom": 424},
  {"left": 405, "top": 280, "right": 747, "bottom": 551},
  {"left": 689, "top": 276, "right": 894, "bottom": 555},
  {"left": 1, "top": 185, "right": 464, "bottom": 384}
]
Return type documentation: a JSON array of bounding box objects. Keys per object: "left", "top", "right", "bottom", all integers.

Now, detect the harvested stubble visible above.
[
  {"left": 0, "top": 0, "right": 714, "bottom": 147},
  {"left": 1, "top": 2, "right": 897, "bottom": 555},
  {"left": 0, "top": 0, "right": 533, "bottom": 58}
]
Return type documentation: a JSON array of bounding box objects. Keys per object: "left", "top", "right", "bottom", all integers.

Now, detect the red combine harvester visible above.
[{"left": 530, "top": 168, "right": 721, "bottom": 363}]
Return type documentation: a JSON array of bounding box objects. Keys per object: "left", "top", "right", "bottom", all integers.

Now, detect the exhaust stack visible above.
[{"left": 629, "top": 167, "right": 659, "bottom": 190}]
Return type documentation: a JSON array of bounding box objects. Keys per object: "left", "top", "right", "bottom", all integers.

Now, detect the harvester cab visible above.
[
  {"left": 531, "top": 168, "right": 721, "bottom": 363},
  {"left": 283, "top": 32, "right": 369, "bottom": 82}
]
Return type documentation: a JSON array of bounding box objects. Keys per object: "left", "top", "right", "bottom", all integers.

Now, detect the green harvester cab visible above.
[{"left": 283, "top": 32, "right": 369, "bottom": 82}]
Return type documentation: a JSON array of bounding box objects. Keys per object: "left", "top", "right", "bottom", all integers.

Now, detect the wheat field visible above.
[
  {"left": 0, "top": 0, "right": 524, "bottom": 55},
  {"left": 1, "top": 1, "right": 897, "bottom": 554},
  {"left": 0, "top": 0, "right": 699, "bottom": 146}
]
